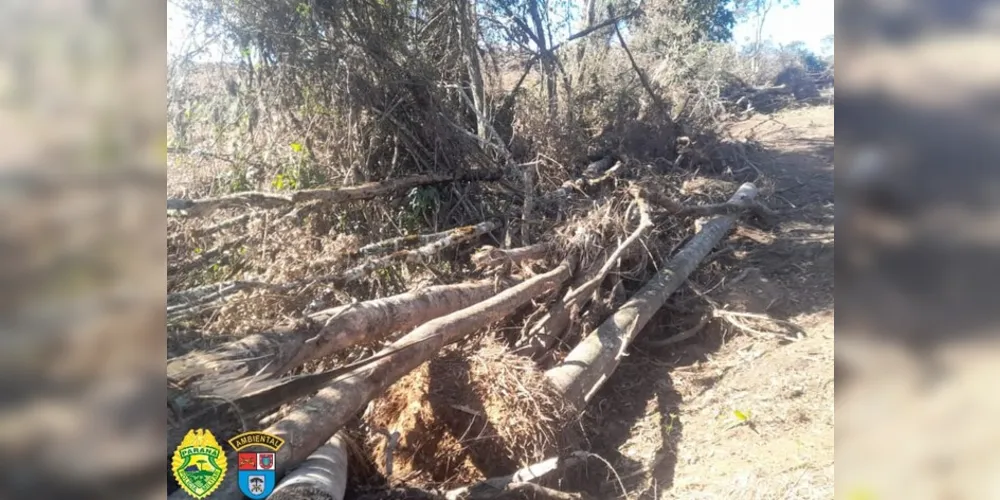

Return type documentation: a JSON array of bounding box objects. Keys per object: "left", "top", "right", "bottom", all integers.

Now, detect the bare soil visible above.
[{"left": 576, "top": 105, "right": 834, "bottom": 499}]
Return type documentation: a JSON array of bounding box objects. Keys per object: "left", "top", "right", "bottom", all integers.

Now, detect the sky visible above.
[
  {"left": 732, "top": 0, "right": 835, "bottom": 55},
  {"left": 168, "top": 0, "right": 835, "bottom": 59}
]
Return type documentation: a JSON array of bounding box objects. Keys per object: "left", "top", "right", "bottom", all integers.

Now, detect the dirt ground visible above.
[{"left": 577, "top": 105, "right": 834, "bottom": 499}]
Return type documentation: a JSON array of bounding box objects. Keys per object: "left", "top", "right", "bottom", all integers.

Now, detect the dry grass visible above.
[{"left": 166, "top": 4, "right": 834, "bottom": 492}]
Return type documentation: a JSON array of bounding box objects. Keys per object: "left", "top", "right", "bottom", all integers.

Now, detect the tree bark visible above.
[
  {"left": 167, "top": 280, "right": 503, "bottom": 428},
  {"left": 458, "top": 0, "right": 488, "bottom": 139},
  {"left": 545, "top": 183, "right": 758, "bottom": 407},
  {"left": 167, "top": 280, "right": 508, "bottom": 465},
  {"left": 573, "top": 0, "right": 598, "bottom": 87},
  {"left": 184, "top": 261, "right": 574, "bottom": 500},
  {"left": 269, "top": 432, "right": 349, "bottom": 500}
]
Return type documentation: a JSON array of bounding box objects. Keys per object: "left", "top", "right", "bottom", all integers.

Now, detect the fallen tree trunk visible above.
[
  {"left": 167, "top": 171, "right": 501, "bottom": 217},
  {"left": 545, "top": 183, "right": 758, "bottom": 406},
  {"left": 272, "top": 280, "right": 503, "bottom": 374},
  {"left": 168, "top": 281, "right": 504, "bottom": 450},
  {"left": 183, "top": 261, "right": 575, "bottom": 500},
  {"left": 269, "top": 432, "right": 349, "bottom": 500}
]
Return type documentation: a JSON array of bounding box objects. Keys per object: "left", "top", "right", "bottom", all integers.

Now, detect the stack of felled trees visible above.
[{"left": 167, "top": 170, "right": 763, "bottom": 500}]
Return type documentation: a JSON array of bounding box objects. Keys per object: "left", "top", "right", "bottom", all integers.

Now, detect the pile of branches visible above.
[
  {"left": 166, "top": 159, "right": 771, "bottom": 499},
  {"left": 167, "top": 0, "right": 782, "bottom": 497},
  {"left": 719, "top": 67, "right": 829, "bottom": 116}
]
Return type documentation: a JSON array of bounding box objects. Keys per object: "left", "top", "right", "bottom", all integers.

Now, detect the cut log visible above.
[
  {"left": 167, "top": 171, "right": 501, "bottom": 217},
  {"left": 545, "top": 183, "right": 758, "bottom": 407},
  {"left": 183, "top": 261, "right": 575, "bottom": 500},
  {"left": 168, "top": 281, "right": 504, "bottom": 454},
  {"left": 273, "top": 280, "right": 503, "bottom": 375},
  {"left": 269, "top": 432, "right": 349, "bottom": 500}
]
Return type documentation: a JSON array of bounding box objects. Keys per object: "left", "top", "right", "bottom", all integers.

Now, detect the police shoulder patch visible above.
[
  {"left": 229, "top": 431, "right": 285, "bottom": 500},
  {"left": 171, "top": 429, "right": 228, "bottom": 499}
]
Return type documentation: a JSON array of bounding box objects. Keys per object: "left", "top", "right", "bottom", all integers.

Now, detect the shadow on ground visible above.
[{"left": 566, "top": 106, "right": 836, "bottom": 498}]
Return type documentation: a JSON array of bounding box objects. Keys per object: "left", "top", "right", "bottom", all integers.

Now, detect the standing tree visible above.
[{"left": 734, "top": 0, "right": 799, "bottom": 79}]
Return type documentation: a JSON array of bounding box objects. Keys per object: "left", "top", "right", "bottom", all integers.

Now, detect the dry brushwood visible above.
[
  {"left": 167, "top": 171, "right": 502, "bottom": 217},
  {"left": 337, "top": 220, "right": 499, "bottom": 282},
  {"left": 518, "top": 196, "right": 653, "bottom": 360},
  {"left": 545, "top": 183, "right": 758, "bottom": 407},
  {"left": 169, "top": 234, "right": 251, "bottom": 275},
  {"left": 185, "top": 262, "right": 574, "bottom": 500},
  {"left": 269, "top": 432, "right": 349, "bottom": 500},
  {"left": 168, "top": 213, "right": 251, "bottom": 246},
  {"left": 545, "top": 162, "right": 623, "bottom": 201},
  {"left": 308, "top": 223, "right": 500, "bottom": 270},
  {"left": 167, "top": 280, "right": 286, "bottom": 321},
  {"left": 472, "top": 242, "right": 553, "bottom": 270},
  {"left": 168, "top": 221, "right": 499, "bottom": 322}
]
